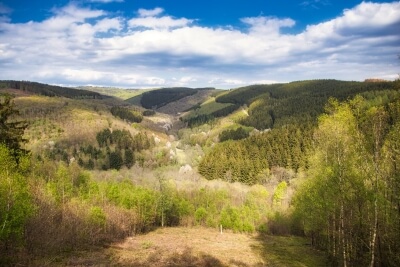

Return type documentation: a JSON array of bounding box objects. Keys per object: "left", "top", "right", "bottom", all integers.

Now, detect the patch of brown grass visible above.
[
  {"left": 29, "top": 226, "right": 328, "bottom": 266},
  {"left": 111, "top": 227, "right": 262, "bottom": 266}
]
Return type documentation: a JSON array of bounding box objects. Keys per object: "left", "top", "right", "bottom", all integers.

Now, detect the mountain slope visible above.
[
  {"left": 0, "top": 80, "right": 107, "bottom": 99},
  {"left": 217, "top": 79, "right": 399, "bottom": 129}
]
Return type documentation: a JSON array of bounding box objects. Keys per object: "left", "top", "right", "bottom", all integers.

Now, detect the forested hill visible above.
[
  {"left": 0, "top": 80, "right": 106, "bottom": 99},
  {"left": 198, "top": 79, "right": 400, "bottom": 185},
  {"left": 217, "top": 79, "right": 398, "bottom": 129},
  {"left": 132, "top": 87, "right": 215, "bottom": 109}
]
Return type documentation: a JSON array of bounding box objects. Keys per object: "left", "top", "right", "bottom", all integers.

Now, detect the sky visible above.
[{"left": 0, "top": 1, "right": 399, "bottom": 89}]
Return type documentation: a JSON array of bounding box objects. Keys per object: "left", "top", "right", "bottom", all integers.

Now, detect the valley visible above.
[{"left": 1, "top": 79, "right": 400, "bottom": 266}]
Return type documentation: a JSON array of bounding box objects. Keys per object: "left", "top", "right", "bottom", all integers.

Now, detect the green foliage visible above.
[
  {"left": 0, "top": 94, "right": 28, "bottom": 154},
  {"left": 199, "top": 124, "right": 312, "bottom": 184},
  {"left": 88, "top": 206, "right": 106, "bottom": 227},
  {"left": 124, "top": 149, "right": 134, "bottom": 168},
  {"left": 46, "top": 162, "right": 91, "bottom": 204},
  {"left": 182, "top": 103, "right": 239, "bottom": 128},
  {"left": 219, "top": 127, "right": 249, "bottom": 142},
  {"left": 293, "top": 94, "right": 400, "bottom": 266},
  {"left": 109, "top": 150, "right": 123, "bottom": 170},
  {"left": 0, "top": 80, "right": 104, "bottom": 99},
  {"left": 77, "top": 128, "right": 154, "bottom": 170},
  {"left": 0, "top": 144, "right": 33, "bottom": 246},
  {"left": 184, "top": 114, "right": 215, "bottom": 128},
  {"left": 110, "top": 106, "right": 143, "bottom": 123},
  {"left": 273, "top": 181, "right": 287, "bottom": 207},
  {"left": 140, "top": 87, "right": 198, "bottom": 109},
  {"left": 104, "top": 180, "right": 159, "bottom": 231},
  {"left": 194, "top": 207, "right": 208, "bottom": 225},
  {"left": 217, "top": 80, "right": 398, "bottom": 130}
]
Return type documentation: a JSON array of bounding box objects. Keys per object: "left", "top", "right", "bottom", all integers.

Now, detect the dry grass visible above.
[
  {"left": 31, "top": 227, "right": 327, "bottom": 267},
  {"left": 111, "top": 227, "right": 262, "bottom": 266}
]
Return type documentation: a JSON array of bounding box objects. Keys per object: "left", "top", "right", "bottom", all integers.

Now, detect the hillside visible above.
[
  {"left": 216, "top": 79, "right": 399, "bottom": 129},
  {"left": 0, "top": 80, "right": 106, "bottom": 99},
  {"left": 156, "top": 88, "right": 219, "bottom": 115},
  {"left": 78, "top": 86, "right": 152, "bottom": 100},
  {"left": 1, "top": 79, "right": 400, "bottom": 266},
  {"left": 198, "top": 79, "right": 400, "bottom": 184}
]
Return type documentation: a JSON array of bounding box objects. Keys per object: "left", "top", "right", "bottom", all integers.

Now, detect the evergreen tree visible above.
[
  {"left": 109, "top": 150, "right": 123, "bottom": 170},
  {"left": 0, "top": 95, "right": 27, "bottom": 155},
  {"left": 125, "top": 149, "right": 134, "bottom": 168}
]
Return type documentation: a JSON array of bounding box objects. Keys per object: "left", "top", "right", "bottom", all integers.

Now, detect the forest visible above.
[
  {"left": 139, "top": 87, "right": 200, "bottom": 109},
  {"left": 0, "top": 80, "right": 105, "bottom": 99},
  {"left": 0, "top": 79, "right": 399, "bottom": 266}
]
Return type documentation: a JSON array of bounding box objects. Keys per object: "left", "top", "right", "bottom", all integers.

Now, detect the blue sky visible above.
[{"left": 0, "top": 0, "right": 399, "bottom": 88}]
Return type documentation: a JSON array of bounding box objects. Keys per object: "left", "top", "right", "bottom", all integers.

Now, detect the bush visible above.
[{"left": 111, "top": 106, "right": 143, "bottom": 123}]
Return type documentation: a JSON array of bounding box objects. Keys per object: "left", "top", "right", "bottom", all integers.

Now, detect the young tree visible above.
[{"left": 0, "top": 144, "right": 32, "bottom": 249}]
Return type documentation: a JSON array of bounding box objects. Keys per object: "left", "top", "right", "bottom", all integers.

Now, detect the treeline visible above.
[
  {"left": 216, "top": 80, "right": 398, "bottom": 129},
  {"left": 183, "top": 104, "right": 240, "bottom": 128},
  {"left": 199, "top": 124, "right": 313, "bottom": 184},
  {"left": 0, "top": 80, "right": 105, "bottom": 99},
  {"left": 140, "top": 88, "right": 199, "bottom": 109},
  {"left": 219, "top": 127, "right": 249, "bottom": 142},
  {"left": 293, "top": 94, "right": 400, "bottom": 266},
  {"left": 110, "top": 106, "right": 143, "bottom": 123}
]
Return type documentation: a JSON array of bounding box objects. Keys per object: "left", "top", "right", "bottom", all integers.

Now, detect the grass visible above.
[
  {"left": 78, "top": 86, "right": 151, "bottom": 100},
  {"left": 33, "top": 227, "right": 327, "bottom": 266},
  {"left": 254, "top": 234, "right": 328, "bottom": 267},
  {"left": 183, "top": 99, "right": 232, "bottom": 119}
]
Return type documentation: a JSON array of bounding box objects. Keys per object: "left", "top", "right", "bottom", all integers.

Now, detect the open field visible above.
[
  {"left": 77, "top": 86, "right": 152, "bottom": 100},
  {"left": 32, "top": 227, "right": 327, "bottom": 267}
]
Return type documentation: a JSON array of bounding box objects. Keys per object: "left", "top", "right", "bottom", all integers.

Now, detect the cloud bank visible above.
[{"left": 0, "top": 2, "right": 399, "bottom": 88}]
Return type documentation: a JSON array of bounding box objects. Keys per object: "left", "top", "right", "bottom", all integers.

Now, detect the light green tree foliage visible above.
[
  {"left": 46, "top": 162, "right": 90, "bottom": 204},
  {"left": 273, "top": 181, "right": 287, "bottom": 207},
  {"left": 104, "top": 180, "right": 159, "bottom": 231},
  {"left": 294, "top": 96, "right": 400, "bottom": 266},
  {"left": 0, "top": 144, "right": 33, "bottom": 246},
  {"left": 295, "top": 98, "right": 371, "bottom": 266}
]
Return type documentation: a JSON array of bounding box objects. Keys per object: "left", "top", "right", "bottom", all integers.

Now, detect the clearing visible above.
[{"left": 34, "top": 227, "right": 327, "bottom": 266}]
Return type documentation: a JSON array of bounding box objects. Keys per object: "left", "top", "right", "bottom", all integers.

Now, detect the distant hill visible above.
[
  {"left": 127, "top": 87, "right": 214, "bottom": 109},
  {"left": 216, "top": 79, "right": 399, "bottom": 129},
  {"left": 77, "top": 86, "right": 151, "bottom": 100},
  {"left": 198, "top": 79, "right": 400, "bottom": 184},
  {"left": 0, "top": 80, "right": 107, "bottom": 99}
]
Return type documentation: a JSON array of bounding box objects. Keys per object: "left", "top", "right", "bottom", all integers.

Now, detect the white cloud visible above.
[
  {"left": 53, "top": 4, "right": 104, "bottom": 21},
  {"left": 241, "top": 16, "right": 295, "bottom": 35},
  {"left": 128, "top": 16, "right": 193, "bottom": 30},
  {"left": 302, "top": 2, "right": 400, "bottom": 40},
  {"left": 138, "top": 7, "right": 164, "bottom": 17},
  {"left": 0, "top": 1, "right": 399, "bottom": 88},
  {"left": 94, "top": 18, "right": 123, "bottom": 32}
]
